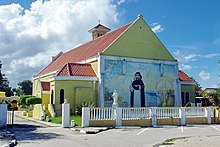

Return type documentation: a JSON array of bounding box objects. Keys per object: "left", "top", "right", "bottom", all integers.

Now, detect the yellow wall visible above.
[
  {"left": 181, "top": 84, "right": 195, "bottom": 103},
  {"left": 33, "top": 74, "right": 54, "bottom": 107},
  {"left": 157, "top": 118, "right": 181, "bottom": 125},
  {"left": 122, "top": 119, "right": 151, "bottom": 126},
  {"left": 52, "top": 80, "right": 98, "bottom": 114},
  {"left": 33, "top": 74, "right": 54, "bottom": 96},
  {"left": 90, "top": 120, "right": 115, "bottom": 127},
  {"left": 0, "top": 92, "right": 6, "bottom": 97},
  {"left": 33, "top": 104, "right": 45, "bottom": 120},
  {"left": 90, "top": 61, "right": 98, "bottom": 75},
  {"left": 186, "top": 117, "right": 207, "bottom": 124},
  {"left": 42, "top": 93, "right": 50, "bottom": 105},
  {"left": 47, "top": 104, "right": 56, "bottom": 117}
]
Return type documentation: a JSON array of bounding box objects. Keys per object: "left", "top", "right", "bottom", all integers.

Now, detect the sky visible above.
[{"left": 0, "top": 0, "right": 219, "bottom": 89}]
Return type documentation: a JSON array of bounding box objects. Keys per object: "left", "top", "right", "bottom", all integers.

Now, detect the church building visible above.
[{"left": 33, "top": 14, "right": 195, "bottom": 115}]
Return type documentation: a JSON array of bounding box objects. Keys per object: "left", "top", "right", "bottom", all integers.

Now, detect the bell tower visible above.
[{"left": 88, "top": 22, "right": 111, "bottom": 40}]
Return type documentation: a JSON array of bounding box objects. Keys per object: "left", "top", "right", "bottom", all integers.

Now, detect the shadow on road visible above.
[{"left": 7, "top": 124, "right": 63, "bottom": 143}]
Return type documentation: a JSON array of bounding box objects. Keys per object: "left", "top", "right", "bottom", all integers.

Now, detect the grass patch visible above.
[
  {"left": 153, "top": 137, "right": 189, "bottom": 147},
  {"left": 50, "top": 115, "right": 82, "bottom": 126}
]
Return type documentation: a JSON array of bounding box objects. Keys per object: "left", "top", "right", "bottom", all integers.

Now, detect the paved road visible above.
[{"left": 10, "top": 115, "right": 220, "bottom": 147}]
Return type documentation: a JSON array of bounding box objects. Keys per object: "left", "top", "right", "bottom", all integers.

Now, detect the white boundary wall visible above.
[{"left": 82, "top": 107, "right": 217, "bottom": 127}]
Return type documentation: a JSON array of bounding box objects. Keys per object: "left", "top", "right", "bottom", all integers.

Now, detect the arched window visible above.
[
  {"left": 51, "top": 90, "right": 54, "bottom": 104},
  {"left": 181, "top": 92, "right": 185, "bottom": 106},
  {"left": 60, "top": 89, "right": 64, "bottom": 104},
  {"left": 186, "top": 92, "right": 190, "bottom": 104}
]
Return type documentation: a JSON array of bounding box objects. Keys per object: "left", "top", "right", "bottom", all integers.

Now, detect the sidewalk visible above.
[
  {"left": 14, "top": 111, "right": 110, "bottom": 134},
  {"left": 14, "top": 111, "right": 61, "bottom": 127}
]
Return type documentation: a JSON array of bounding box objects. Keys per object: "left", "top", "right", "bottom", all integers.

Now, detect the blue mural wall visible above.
[{"left": 103, "top": 59, "right": 177, "bottom": 107}]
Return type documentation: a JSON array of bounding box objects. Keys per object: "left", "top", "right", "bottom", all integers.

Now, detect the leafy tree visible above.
[
  {"left": 17, "top": 80, "right": 33, "bottom": 95},
  {"left": 190, "top": 77, "right": 202, "bottom": 96},
  {"left": 0, "top": 61, "right": 13, "bottom": 96},
  {"left": 12, "top": 88, "right": 23, "bottom": 96}
]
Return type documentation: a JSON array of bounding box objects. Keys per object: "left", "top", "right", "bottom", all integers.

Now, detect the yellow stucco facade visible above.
[{"left": 50, "top": 80, "right": 97, "bottom": 114}]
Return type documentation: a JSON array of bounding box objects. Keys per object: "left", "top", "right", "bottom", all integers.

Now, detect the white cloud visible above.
[
  {"left": 174, "top": 50, "right": 220, "bottom": 63},
  {"left": 0, "top": 0, "right": 120, "bottom": 87},
  {"left": 151, "top": 22, "right": 165, "bottom": 33},
  {"left": 173, "top": 50, "right": 201, "bottom": 62},
  {"left": 198, "top": 71, "right": 211, "bottom": 81},
  {"left": 117, "top": 0, "right": 126, "bottom": 5},
  {"left": 170, "top": 45, "right": 202, "bottom": 50},
  {"left": 180, "top": 64, "right": 192, "bottom": 70},
  {"left": 204, "top": 54, "right": 220, "bottom": 58},
  {"left": 116, "top": 0, "right": 137, "bottom": 5}
]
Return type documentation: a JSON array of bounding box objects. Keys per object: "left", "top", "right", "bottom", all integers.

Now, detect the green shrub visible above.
[
  {"left": 19, "top": 95, "right": 33, "bottom": 105},
  {"left": 76, "top": 101, "right": 96, "bottom": 115},
  {"left": 26, "top": 97, "right": 42, "bottom": 105}
]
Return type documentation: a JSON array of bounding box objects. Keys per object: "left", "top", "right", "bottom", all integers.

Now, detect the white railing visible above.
[
  {"left": 90, "top": 107, "right": 115, "bottom": 120},
  {"left": 185, "top": 107, "right": 206, "bottom": 118},
  {"left": 156, "top": 107, "right": 180, "bottom": 118},
  {"left": 122, "top": 107, "right": 151, "bottom": 120},
  {"left": 82, "top": 107, "right": 215, "bottom": 127}
]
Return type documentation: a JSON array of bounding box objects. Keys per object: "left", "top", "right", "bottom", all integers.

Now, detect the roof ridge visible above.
[
  {"left": 67, "top": 63, "right": 71, "bottom": 76},
  {"left": 55, "top": 63, "right": 67, "bottom": 76}
]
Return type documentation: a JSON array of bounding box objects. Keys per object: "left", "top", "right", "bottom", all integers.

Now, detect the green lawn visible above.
[{"left": 50, "top": 115, "right": 82, "bottom": 126}]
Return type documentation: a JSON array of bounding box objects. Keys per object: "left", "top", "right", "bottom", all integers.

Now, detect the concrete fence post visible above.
[
  {"left": 82, "top": 107, "right": 90, "bottom": 127},
  {"left": 0, "top": 103, "right": 8, "bottom": 128},
  {"left": 179, "top": 107, "right": 186, "bottom": 126},
  {"left": 151, "top": 107, "right": 157, "bottom": 127},
  {"left": 62, "top": 102, "right": 70, "bottom": 128},
  {"left": 116, "top": 108, "right": 122, "bottom": 127},
  {"left": 205, "top": 107, "right": 211, "bottom": 125}
]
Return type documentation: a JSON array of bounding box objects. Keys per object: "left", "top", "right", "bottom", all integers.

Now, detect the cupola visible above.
[{"left": 88, "top": 23, "right": 111, "bottom": 40}]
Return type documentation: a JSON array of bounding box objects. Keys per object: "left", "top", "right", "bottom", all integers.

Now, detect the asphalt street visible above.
[{"left": 8, "top": 115, "right": 220, "bottom": 147}]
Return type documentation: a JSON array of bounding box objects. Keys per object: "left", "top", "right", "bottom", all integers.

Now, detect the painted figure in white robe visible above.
[{"left": 129, "top": 72, "right": 145, "bottom": 107}]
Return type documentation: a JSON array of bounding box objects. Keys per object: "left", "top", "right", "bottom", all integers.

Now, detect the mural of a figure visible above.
[{"left": 129, "top": 72, "right": 145, "bottom": 107}]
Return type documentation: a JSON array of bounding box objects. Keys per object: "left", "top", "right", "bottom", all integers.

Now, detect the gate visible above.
[{"left": 7, "top": 109, "right": 15, "bottom": 128}]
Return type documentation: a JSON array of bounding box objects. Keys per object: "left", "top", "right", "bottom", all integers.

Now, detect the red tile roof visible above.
[
  {"left": 36, "top": 22, "right": 133, "bottom": 77},
  {"left": 41, "top": 82, "right": 50, "bottom": 91},
  {"left": 55, "top": 63, "right": 97, "bottom": 77},
  {"left": 178, "top": 70, "right": 194, "bottom": 82}
]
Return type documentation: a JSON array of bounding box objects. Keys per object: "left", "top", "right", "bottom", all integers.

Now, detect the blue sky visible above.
[{"left": 0, "top": 0, "right": 219, "bottom": 89}]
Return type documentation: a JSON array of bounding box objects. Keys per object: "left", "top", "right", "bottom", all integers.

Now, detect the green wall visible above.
[
  {"left": 181, "top": 84, "right": 195, "bottom": 103},
  {"left": 102, "top": 16, "right": 176, "bottom": 61}
]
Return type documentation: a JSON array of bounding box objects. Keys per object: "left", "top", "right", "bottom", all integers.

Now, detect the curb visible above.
[
  {"left": 70, "top": 127, "right": 111, "bottom": 134},
  {"left": 115, "top": 126, "right": 141, "bottom": 129}
]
